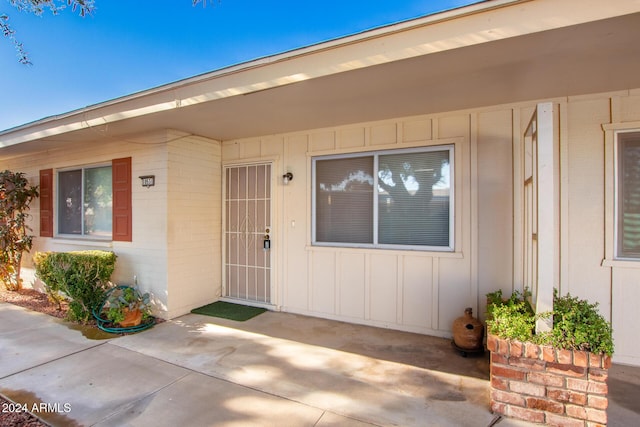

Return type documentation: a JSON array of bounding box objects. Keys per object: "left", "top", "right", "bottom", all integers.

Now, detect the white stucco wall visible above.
[
  {"left": 0, "top": 130, "right": 221, "bottom": 320},
  {"left": 166, "top": 133, "right": 222, "bottom": 318}
]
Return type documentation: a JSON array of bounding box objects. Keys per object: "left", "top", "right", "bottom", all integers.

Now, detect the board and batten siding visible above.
[
  {"left": 224, "top": 113, "right": 480, "bottom": 337},
  {"left": 602, "top": 90, "right": 640, "bottom": 366},
  {"left": 223, "top": 90, "right": 640, "bottom": 360}
]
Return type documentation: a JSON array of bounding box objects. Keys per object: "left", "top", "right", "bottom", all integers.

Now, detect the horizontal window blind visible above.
[
  {"left": 315, "top": 156, "right": 374, "bottom": 244},
  {"left": 313, "top": 146, "right": 453, "bottom": 250},
  {"left": 618, "top": 132, "right": 640, "bottom": 258},
  {"left": 378, "top": 150, "right": 450, "bottom": 246}
]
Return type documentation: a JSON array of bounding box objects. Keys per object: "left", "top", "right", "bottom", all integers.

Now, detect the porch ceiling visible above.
[{"left": 1, "top": 8, "right": 640, "bottom": 157}]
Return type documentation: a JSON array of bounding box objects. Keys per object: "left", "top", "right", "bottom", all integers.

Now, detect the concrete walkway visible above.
[{"left": 0, "top": 302, "right": 637, "bottom": 426}]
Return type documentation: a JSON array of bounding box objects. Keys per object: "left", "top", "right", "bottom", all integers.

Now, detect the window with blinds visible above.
[
  {"left": 58, "top": 164, "right": 113, "bottom": 238},
  {"left": 617, "top": 131, "right": 640, "bottom": 259},
  {"left": 313, "top": 145, "right": 453, "bottom": 251}
]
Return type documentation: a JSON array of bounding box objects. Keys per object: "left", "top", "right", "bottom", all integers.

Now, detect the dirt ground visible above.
[
  {"left": 0, "top": 287, "right": 69, "bottom": 319},
  {"left": 0, "top": 287, "right": 69, "bottom": 426}
]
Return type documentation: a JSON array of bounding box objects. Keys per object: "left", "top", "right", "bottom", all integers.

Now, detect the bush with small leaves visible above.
[
  {"left": 34, "top": 250, "right": 116, "bottom": 322},
  {"left": 486, "top": 289, "right": 541, "bottom": 343},
  {"left": 547, "top": 290, "right": 614, "bottom": 356},
  {"left": 486, "top": 288, "right": 614, "bottom": 356}
]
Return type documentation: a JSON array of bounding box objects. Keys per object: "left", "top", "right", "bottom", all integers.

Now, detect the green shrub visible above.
[
  {"left": 34, "top": 250, "right": 117, "bottom": 322},
  {"left": 485, "top": 289, "right": 540, "bottom": 343},
  {"left": 547, "top": 290, "right": 614, "bottom": 355},
  {"left": 32, "top": 251, "right": 66, "bottom": 309},
  {"left": 486, "top": 288, "right": 614, "bottom": 356}
]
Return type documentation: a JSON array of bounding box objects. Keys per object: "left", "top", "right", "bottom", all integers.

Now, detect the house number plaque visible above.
[{"left": 139, "top": 175, "right": 155, "bottom": 188}]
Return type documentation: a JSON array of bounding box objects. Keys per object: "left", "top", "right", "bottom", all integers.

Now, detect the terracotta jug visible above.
[{"left": 452, "top": 307, "right": 484, "bottom": 351}]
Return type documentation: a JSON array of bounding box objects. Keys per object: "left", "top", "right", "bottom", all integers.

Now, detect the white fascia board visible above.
[{"left": 2, "top": 0, "right": 639, "bottom": 147}]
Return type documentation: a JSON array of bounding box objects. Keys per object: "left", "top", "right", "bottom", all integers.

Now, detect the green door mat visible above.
[{"left": 191, "top": 301, "right": 266, "bottom": 321}]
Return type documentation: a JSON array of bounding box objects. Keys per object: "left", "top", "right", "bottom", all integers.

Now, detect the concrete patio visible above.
[{"left": 0, "top": 302, "right": 638, "bottom": 426}]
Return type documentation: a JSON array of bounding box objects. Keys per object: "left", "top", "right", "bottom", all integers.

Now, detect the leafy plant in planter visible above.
[
  {"left": 487, "top": 289, "right": 614, "bottom": 425},
  {"left": 486, "top": 288, "right": 613, "bottom": 356},
  {"left": 104, "top": 285, "right": 152, "bottom": 328},
  {"left": 546, "top": 291, "right": 614, "bottom": 355},
  {"left": 93, "top": 284, "right": 155, "bottom": 333},
  {"left": 486, "top": 289, "right": 540, "bottom": 343}
]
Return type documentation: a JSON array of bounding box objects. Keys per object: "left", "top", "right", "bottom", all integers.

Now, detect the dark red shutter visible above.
[
  {"left": 39, "top": 169, "right": 53, "bottom": 237},
  {"left": 112, "top": 157, "right": 132, "bottom": 242}
]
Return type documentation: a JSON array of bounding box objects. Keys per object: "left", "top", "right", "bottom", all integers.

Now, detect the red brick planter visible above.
[{"left": 487, "top": 334, "right": 611, "bottom": 426}]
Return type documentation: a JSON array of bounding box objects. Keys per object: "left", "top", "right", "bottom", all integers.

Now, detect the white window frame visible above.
[
  {"left": 56, "top": 163, "right": 113, "bottom": 240},
  {"left": 603, "top": 122, "right": 640, "bottom": 267},
  {"left": 614, "top": 129, "right": 640, "bottom": 260},
  {"left": 312, "top": 145, "right": 454, "bottom": 251}
]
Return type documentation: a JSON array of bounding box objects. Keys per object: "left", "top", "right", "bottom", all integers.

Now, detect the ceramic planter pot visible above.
[{"left": 119, "top": 308, "right": 142, "bottom": 327}]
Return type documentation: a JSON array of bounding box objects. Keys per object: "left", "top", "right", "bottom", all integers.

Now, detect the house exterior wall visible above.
[
  {"left": 564, "top": 97, "right": 611, "bottom": 307},
  {"left": 166, "top": 134, "right": 222, "bottom": 318},
  {"left": 602, "top": 90, "right": 640, "bottom": 366},
  {"left": 0, "top": 130, "right": 221, "bottom": 320},
  {"left": 224, "top": 113, "right": 476, "bottom": 337},
  {"left": 223, "top": 89, "right": 640, "bottom": 367},
  {"left": 3, "top": 89, "right": 640, "bottom": 365},
  {"left": 0, "top": 133, "right": 169, "bottom": 309}
]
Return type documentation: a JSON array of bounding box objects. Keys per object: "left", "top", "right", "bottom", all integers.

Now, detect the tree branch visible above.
[{"left": 2, "top": 1, "right": 95, "bottom": 64}]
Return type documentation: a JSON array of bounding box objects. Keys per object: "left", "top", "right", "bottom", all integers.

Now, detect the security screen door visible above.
[{"left": 224, "top": 163, "right": 272, "bottom": 303}]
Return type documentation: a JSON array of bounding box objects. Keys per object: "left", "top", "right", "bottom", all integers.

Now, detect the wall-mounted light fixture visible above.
[
  {"left": 139, "top": 175, "right": 155, "bottom": 188},
  {"left": 282, "top": 172, "right": 293, "bottom": 185}
]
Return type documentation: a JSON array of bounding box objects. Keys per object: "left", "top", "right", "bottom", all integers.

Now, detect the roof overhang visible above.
[{"left": 2, "top": 0, "right": 640, "bottom": 156}]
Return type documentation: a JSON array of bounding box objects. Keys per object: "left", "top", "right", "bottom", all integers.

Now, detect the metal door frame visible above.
[{"left": 222, "top": 161, "right": 274, "bottom": 307}]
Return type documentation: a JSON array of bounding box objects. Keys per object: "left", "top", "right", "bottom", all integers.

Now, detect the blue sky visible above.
[{"left": 0, "top": 0, "right": 481, "bottom": 132}]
